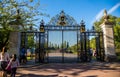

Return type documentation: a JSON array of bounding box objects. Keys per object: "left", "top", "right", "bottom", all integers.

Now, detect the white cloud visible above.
[
  {"left": 95, "top": 9, "right": 105, "bottom": 21},
  {"left": 91, "top": 3, "right": 120, "bottom": 25},
  {"left": 91, "top": 9, "right": 105, "bottom": 25},
  {"left": 108, "top": 3, "right": 120, "bottom": 14}
]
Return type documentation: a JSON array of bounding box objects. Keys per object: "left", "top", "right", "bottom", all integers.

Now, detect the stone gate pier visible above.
[
  {"left": 101, "top": 10, "right": 117, "bottom": 62},
  {"left": 8, "top": 32, "right": 21, "bottom": 56}
]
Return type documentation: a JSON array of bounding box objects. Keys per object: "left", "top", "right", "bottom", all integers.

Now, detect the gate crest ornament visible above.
[
  {"left": 57, "top": 10, "right": 66, "bottom": 26},
  {"left": 48, "top": 10, "right": 77, "bottom": 26}
]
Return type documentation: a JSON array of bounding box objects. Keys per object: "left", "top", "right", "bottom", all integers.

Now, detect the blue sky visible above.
[
  {"left": 40, "top": 0, "right": 120, "bottom": 27},
  {"left": 38, "top": 0, "right": 120, "bottom": 46}
]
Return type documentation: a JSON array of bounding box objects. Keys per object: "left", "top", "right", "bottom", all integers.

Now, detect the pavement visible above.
[
  {"left": 18, "top": 59, "right": 41, "bottom": 68},
  {"left": 17, "top": 60, "right": 120, "bottom": 77},
  {"left": 0, "top": 59, "right": 120, "bottom": 77}
]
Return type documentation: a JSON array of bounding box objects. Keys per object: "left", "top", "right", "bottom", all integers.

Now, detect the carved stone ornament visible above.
[{"left": 103, "top": 9, "right": 113, "bottom": 25}]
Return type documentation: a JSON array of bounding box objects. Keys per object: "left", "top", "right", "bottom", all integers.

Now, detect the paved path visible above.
[
  {"left": 0, "top": 52, "right": 120, "bottom": 77},
  {"left": 15, "top": 62, "right": 120, "bottom": 77}
]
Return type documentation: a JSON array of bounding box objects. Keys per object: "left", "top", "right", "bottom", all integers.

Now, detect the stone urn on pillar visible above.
[{"left": 100, "top": 9, "right": 117, "bottom": 62}]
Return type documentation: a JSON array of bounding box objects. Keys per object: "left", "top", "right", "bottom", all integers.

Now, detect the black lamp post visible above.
[
  {"left": 39, "top": 19, "right": 45, "bottom": 63},
  {"left": 80, "top": 20, "right": 85, "bottom": 32},
  {"left": 80, "top": 20, "right": 88, "bottom": 61},
  {"left": 40, "top": 19, "right": 45, "bottom": 32}
]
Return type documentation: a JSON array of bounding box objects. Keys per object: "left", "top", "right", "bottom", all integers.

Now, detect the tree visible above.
[
  {"left": 67, "top": 42, "right": 69, "bottom": 48},
  {"left": 0, "top": 0, "right": 45, "bottom": 50},
  {"left": 114, "top": 18, "right": 120, "bottom": 48},
  {"left": 93, "top": 15, "right": 120, "bottom": 49},
  {"left": 90, "top": 38, "right": 96, "bottom": 49},
  {"left": 0, "top": 31, "right": 10, "bottom": 50},
  {"left": 27, "top": 34, "right": 35, "bottom": 48}
]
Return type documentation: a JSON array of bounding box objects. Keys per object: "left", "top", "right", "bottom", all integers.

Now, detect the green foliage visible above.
[
  {"left": 0, "top": 0, "right": 44, "bottom": 50},
  {"left": 93, "top": 18, "right": 103, "bottom": 31},
  {"left": 59, "top": 41, "right": 69, "bottom": 48},
  {"left": 70, "top": 44, "right": 77, "bottom": 53},
  {"left": 0, "top": 31, "right": 10, "bottom": 50},
  {"left": 27, "top": 34, "right": 35, "bottom": 48},
  {"left": 114, "top": 21, "right": 120, "bottom": 48},
  {"left": 93, "top": 15, "right": 120, "bottom": 49},
  {"left": 90, "top": 38, "right": 96, "bottom": 49},
  {"left": 116, "top": 49, "right": 120, "bottom": 61}
]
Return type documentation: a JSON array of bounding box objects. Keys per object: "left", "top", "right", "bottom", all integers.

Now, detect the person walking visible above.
[
  {"left": 0, "top": 46, "right": 10, "bottom": 77},
  {"left": 6, "top": 54, "right": 19, "bottom": 77},
  {"left": 20, "top": 46, "right": 27, "bottom": 64}
]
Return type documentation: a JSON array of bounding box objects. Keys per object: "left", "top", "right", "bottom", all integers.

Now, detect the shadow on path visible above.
[
  {"left": 19, "top": 74, "right": 57, "bottom": 77},
  {"left": 82, "top": 75, "right": 98, "bottom": 77},
  {"left": 17, "top": 73, "right": 68, "bottom": 77},
  {"left": 16, "top": 62, "right": 120, "bottom": 77}
]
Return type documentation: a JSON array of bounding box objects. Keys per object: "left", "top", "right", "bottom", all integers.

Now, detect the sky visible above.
[{"left": 38, "top": 0, "right": 120, "bottom": 46}]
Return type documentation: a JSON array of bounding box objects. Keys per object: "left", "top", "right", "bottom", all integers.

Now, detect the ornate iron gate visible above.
[
  {"left": 44, "top": 25, "right": 81, "bottom": 63},
  {"left": 20, "top": 23, "right": 104, "bottom": 63},
  {"left": 80, "top": 21, "right": 105, "bottom": 62},
  {"left": 20, "top": 11, "right": 105, "bottom": 63},
  {"left": 20, "top": 31, "right": 46, "bottom": 63}
]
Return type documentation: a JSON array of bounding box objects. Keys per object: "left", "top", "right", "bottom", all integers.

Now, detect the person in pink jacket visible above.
[{"left": 6, "top": 54, "right": 19, "bottom": 77}]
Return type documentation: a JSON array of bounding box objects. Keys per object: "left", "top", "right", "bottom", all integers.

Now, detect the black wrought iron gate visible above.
[
  {"left": 44, "top": 25, "right": 81, "bottom": 63},
  {"left": 80, "top": 31, "right": 104, "bottom": 62},
  {"left": 20, "top": 26, "right": 81, "bottom": 63},
  {"left": 20, "top": 20, "right": 105, "bottom": 63},
  {"left": 20, "top": 31, "right": 47, "bottom": 63}
]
